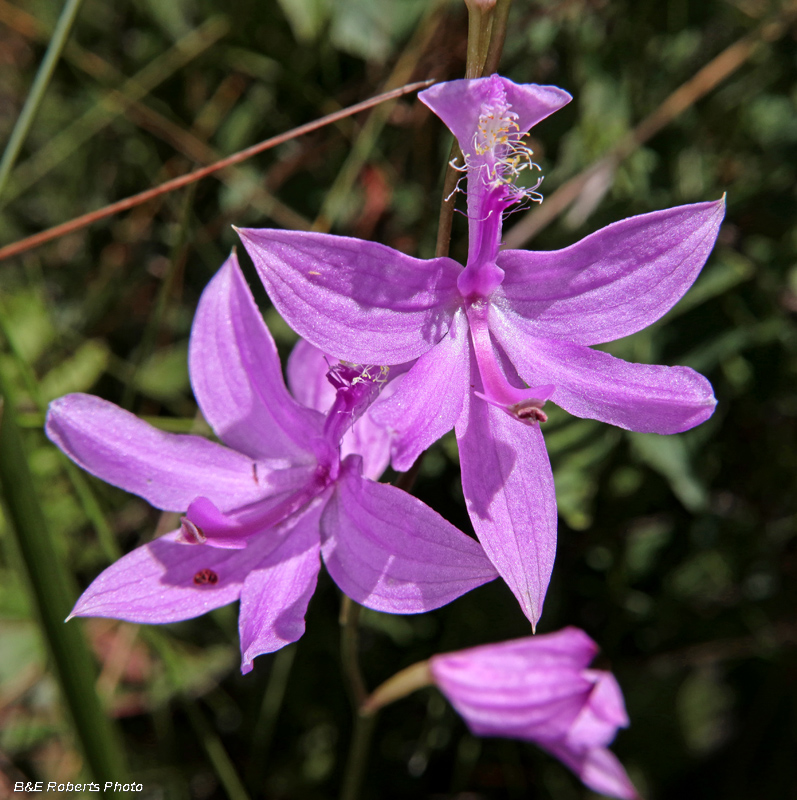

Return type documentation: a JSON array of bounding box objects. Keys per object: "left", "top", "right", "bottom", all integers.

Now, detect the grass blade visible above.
[
  {"left": 0, "top": 0, "right": 85, "bottom": 199},
  {"left": 0, "top": 372, "right": 128, "bottom": 793}
]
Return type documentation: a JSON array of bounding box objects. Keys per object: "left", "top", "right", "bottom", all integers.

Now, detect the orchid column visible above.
[{"left": 238, "top": 74, "right": 724, "bottom": 629}]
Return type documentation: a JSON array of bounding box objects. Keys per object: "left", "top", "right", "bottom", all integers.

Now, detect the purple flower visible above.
[
  {"left": 430, "top": 628, "right": 639, "bottom": 799},
  {"left": 237, "top": 75, "right": 724, "bottom": 629},
  {"left": 46, "top": 253, "right": 497, "bottom": 672}
]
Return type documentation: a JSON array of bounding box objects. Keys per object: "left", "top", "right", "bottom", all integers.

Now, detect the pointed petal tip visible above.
[
  {"left": 232, "top": 225, "right": 252, "bottom": 244},
  {"left": 67, "top": 598, "right": 96, "bottom": 620},
  {"left": 233, "top": 225, "right": 264, "bottom": 242}
]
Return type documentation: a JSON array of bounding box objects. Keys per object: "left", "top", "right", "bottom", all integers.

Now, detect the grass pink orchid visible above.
[
  {"left": 430, "top": 627, "right": 639, "bottom": 799},
  {"left": 46, "top": 253, "right": 497, "bottom": 672},
  {"left": 237, "top": 75, "right": 724, "bottom": 630}
]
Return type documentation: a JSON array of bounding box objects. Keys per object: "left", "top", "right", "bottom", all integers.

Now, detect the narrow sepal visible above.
[
  {"left": 371, "top": 309, "right": 470, "bottom": 472},
  {"left": 237, "top": 227, "right": 461, "bottom": 363},
  {"left": 497, "top": 198, "right": 725, "bottom": 345},
  {"left": 190, "top": 251, "right": 322, "bottom": 460},
  {"left": 320, "top": 455, "right": 498, "bottom": 613},
  {"left": 46, "top": 394, "right": 279, "bottom": 513},
  {"left": 69, "top": 531, "right": 279, "bottom": 624},
  {"left": 238, "top": 504, "right": 323, "bottom": 672},
  {"left": 457, "top": 390, "right": 557, "bottom": 628},
  {"left": 492, "top": 310, "right": 717, "bottom": 434}
]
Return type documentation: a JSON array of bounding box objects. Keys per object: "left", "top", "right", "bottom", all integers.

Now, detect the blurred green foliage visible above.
[{"left": 2, "top": 0, "right": 797, "bottom": 798}]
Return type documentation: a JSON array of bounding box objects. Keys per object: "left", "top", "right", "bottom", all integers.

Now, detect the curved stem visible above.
[{"left": 362, "top": 660, "right": 433, "bottom": 715}]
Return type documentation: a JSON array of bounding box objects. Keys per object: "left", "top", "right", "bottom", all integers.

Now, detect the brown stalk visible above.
[
  {"left": 0, "top": 80, "right": 434, "bottom": 263},
  {"left": 0, "top": 3, "right": 309, "bottom": 232}
]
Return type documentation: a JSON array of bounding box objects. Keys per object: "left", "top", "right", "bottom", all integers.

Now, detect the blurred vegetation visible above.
[{"left": 1, "top": 0, "right": 797, "bottom": 798}]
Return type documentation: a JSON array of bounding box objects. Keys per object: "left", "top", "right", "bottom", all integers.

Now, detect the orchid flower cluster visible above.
[{"left": 47, "top": 75, "right": 724, "bottom": 799}]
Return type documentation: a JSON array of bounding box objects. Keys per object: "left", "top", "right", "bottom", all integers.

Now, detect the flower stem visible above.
[
  {"left": 338, "top": 596, "right": 373, "bottom": 800},
  {"left": 246, "top": 644, "right": 297, "bottom": 788},
  {"left": 183, "top": 700, "right": 252, "bottom": 800},
  {"left": 340, "top": 595, "right": 367, "bottom": 708},
  {"left": 435, "top": 139, "right": 463, "bottom": 259},
  {"left": 339, "top": 659, "right": 434, "bottom": 800},
  {"left": 482, "top": 0, "right": 513, "bottom": 76},
  {"left": 339, "top": 711, "right": 378, "bottom": 800},
  {"left": 362, "top": 660, "right": 434, "bottom": 715},
  {"left": 464, "top": 0, "right": 494, "bottom": 80}
]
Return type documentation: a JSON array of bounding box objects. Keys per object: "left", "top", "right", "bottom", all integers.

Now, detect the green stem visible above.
[
  {"left": 340, "top": 596, "right": 367, "bottom": 708},
  {"left": 183, "top": 700, "right": 252, "bottom": 800},
  {"left": 481, "top": 0, "right": 513, "bottom": 76},
  {"left": 339, "top": 711, "right": 378, "bottom": 800},
  {"left": 434, "top": 139, "right": 463, "bottom": 259},
  {"left": 464, "top": 1, "right": 493, "bottom": 79},
  {"left": 0, "top": 372, "right": 128, "bottom": 796},
  {"left": 0, "top": 0, "right": 85, "bottom": 200},
  {"left": 143, "top": 629, "right": 252, "bottom": 800},
  {"left": 246, "top": 644, "right": 297, "bottom": 787}
]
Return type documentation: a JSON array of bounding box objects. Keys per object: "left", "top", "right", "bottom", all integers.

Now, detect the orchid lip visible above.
[
  {"left": 181, "top": 471, "right": 332, "bottom": 548},
  {"left": 467, "top": 299, "right": 555, "bottom": 425}
]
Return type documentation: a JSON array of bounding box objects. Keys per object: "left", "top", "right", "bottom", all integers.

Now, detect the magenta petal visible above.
[
  {"left": 46, "top": 394, "right": 277, "bottom": 513},
  {"left": 541, "top": 745, "right": 639, "bottom": 800},
  {"left": 570, "top": 672, "right": 631, "bottom": 747},
  {"left": 69, "top": 531, "right": 277, "bottom": 623},
  {"left": 237, "top": 227, "right": 461, "bottom": 363},
  {"left": 419, "top": 75, "right": 571, "bottom": 154},
  {"left": 496, "top": 198, "right": 725, "bottom": 345},
  {"left": 493, "top": 313, "right": 717, "bottom": 433},
  {"left": 238, "top": 505, "right": 323, "bottom": 673},
  {"left": 320, "top": 456, "right": 497, "bottom": 613},
  {"left": 430, "top": 629, "right": 638, "bottom": 800},
  {"left": 457, "top": 392, "right": 557, "bottom": 628},
  {"left": 287, "top": 338, "right": 335, "bottom": 414},
  {"left": 190, "top": 251, "right": 322, "bottom": 460},
  {"left": 430, "top": 630, "right": 599, "bottom": 738},
  {"left": 370, "top": 309, "right": 470, "bottom": 472}
]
